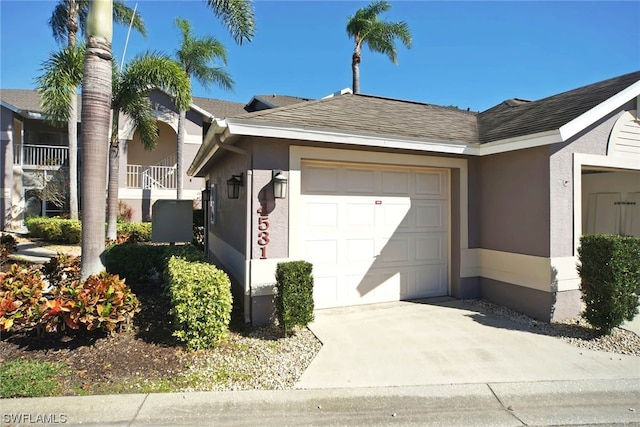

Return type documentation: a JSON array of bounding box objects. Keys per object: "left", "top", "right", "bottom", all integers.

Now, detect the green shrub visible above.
[
  {"left": 0, "top": 359, "right": 65, "bottom": 398},
  {"left": 578, "top": 235, "right": 640, "bottom": 334},
  {"left": 116, "top": 222, "right": 152, "bottom": 243},
  {"left": 165, "top": 257, "right": 232, "bottom": 350},
  {"left": 0, "top": 264, "right": 46, "bottom": 332},
  {"left": 275, "top": 261, "right": 314, "bottom": 336},
  {"left": 25, "top": 217, "right": 81, "bottom": 243},
  {"left": 105, "top": 243, "right": 205, "bottom": 285}
]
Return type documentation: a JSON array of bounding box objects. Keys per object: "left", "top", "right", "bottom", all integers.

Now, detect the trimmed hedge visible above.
[
  {"left": 165, "top": 257, "right": 232, "bottom": 350},
  {"left": 105, "top": 243, "right": 205, "bottom": 285},
  {"left": 25, "top": 217, "right": 81, "bottom": 244},
  {"left": 275, "top": 261, "right": 314, "bottom": 335},
  {"left": 578, "top": 234, "right": 640, "bottom": 334},
  {"left": 24, "top": 217, "right": 151, "bottom": 244}
]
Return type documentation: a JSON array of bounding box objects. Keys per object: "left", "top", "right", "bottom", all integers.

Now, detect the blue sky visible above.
[{"left": 1, "top": 1, "right": 638, "bottom": 112}]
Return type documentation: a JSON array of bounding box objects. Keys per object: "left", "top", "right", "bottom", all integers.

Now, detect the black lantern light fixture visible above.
[
  {"left": 272, "top": 170, "right": 288, "bottom": 199},
  {"left": 227, "top": 173, "right": 243, "bottom": 199},
  {"left": 201, "top": 188, "right": 211, "bottom": 203}
]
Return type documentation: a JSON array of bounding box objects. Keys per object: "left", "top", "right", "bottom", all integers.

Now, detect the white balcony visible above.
[{"left": 14, "top": 144, "right": 69, "bottom": 169}]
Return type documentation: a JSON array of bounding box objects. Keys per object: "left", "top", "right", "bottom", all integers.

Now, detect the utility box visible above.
[{"left": 152, "top": 200, "right": 193, "bottom": 243}]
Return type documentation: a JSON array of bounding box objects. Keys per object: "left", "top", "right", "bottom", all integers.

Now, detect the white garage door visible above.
[{"left": 300, "top": 161, "right": 449, "bottom": 309}]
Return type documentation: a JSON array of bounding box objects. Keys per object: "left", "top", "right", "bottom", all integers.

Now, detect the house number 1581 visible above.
[{"left": 257, "top": 205, "right": 270, "bottom": 259}]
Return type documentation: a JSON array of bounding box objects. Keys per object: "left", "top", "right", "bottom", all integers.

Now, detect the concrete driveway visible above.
[{"left": 295, "top": 299, "right": 640, "bottom": 389}]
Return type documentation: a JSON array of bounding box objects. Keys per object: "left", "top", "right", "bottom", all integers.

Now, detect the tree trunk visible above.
[
  {"left": 80, "top": 0, "right": 112, "bottom": 280},
  {"left": 106, "top": 112, "right": 120, "bottom": 241},
  {"left": 352, "top": 49, "right": 361, "bottom": 95},
  {"left": 176, "top": 108, "right": 186, "bottom": 200},
  {"left": 67, "top": 0, "right": 80, "bottom": 220},
  {"left": 67, "top": 91, "right": 79, "bottom": 220}
]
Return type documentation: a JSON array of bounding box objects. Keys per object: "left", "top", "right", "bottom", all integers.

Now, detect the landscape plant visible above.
[
  {"left": 165, "top": 256, "right": 232, "bottom": 350},
  {"left": 578, "top": 234, "right": 640, "bottom": 334},
  {"left": 0, "top": 264, "right": 47, "bottom": 332},
  {"left": 275, "top": 261, "right": 314, "bottom": 336}
]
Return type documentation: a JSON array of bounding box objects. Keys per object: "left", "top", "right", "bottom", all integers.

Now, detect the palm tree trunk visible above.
[
  {"left": 352, "top": 50, "right": 361, "bottom": 94},
  {"left": 106, "top": 112, "right": 120, "bottom": 241},
  {"left": 67, "top": 92, "right": 79, "bottom": 219},
  {"left": 67, "top": 0, "right": 80, "bottom": 220},
  {"left": 176, "top": 109, "right": 186, "bottom": 200},
  {"left": 80, "top": 0, "right": 112, "bottom": 280}
]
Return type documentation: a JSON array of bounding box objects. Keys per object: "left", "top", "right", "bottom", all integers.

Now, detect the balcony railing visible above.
[
  {"left": 14, "top": 144, "right": 69, "bottom": 168},
  {"left": 126, "top": 164, "right": 176, "bottom": 190}
]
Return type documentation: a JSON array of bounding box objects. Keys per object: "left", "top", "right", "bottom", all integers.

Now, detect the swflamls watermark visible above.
[{"left": 2, "top": 413, "right": 68, "bottom": 424}]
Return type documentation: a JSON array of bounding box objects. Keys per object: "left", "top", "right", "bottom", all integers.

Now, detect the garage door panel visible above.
[
  {"left": 414, "top": 264, "right": 447, "bottom": 297},
  {"left": 303, "top": 239, "right": 338, "bottom": 264},
  {"left": 346, "top": 239, "right": 376, "bottom": 262},
  {"left": 351, "top": 270, "right": 403, "bottom": 301},
  {"left": 302, "top": 165, "right": 339, "bottom": 193},
  {"left": 345, "top": 168, "right": 377, "bottom": 194},
  {"left": 305, "top": 202, "right": 338, "bottom": 227},
  {"left": 313, "top": 276, "right": 339, "bottom": 309},
  {"left": 416, "top": 236, "right": 445, "bottom": 262},
  {"left": 380, "top": 201, "right": 411, "bottom": 229},
  {"left": 346, "top": 203, "right": 375, "bottom": 227},
  {"left": 416, "top": 171, "right": 446, "bottom": 197},
  {"left": 377, "top": 237, "right": 411, "bottom": 264},
  {"left": 415, "top": 202, "right": 447, "bottom": 229},
  {"left": 382, "top": 170, "right": 410, "bottom": 194}
]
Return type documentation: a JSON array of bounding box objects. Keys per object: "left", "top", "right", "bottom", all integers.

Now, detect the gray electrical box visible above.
[{"left": 151, "top": 200, "right": 193, "bottom": 243}]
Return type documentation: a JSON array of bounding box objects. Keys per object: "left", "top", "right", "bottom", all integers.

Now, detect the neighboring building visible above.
[
  {"left": 188, "top": 71, "right": 640, "bottom": 325},
  {"left": 0, "top": 89, "right": 249, "bottom": 228}
]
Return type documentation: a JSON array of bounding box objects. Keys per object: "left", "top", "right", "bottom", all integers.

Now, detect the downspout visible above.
[{"left": 217, "top": 142, "right": 253, "bottom": 325}]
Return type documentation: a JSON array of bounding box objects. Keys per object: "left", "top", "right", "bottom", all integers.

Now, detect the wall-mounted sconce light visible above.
[
  {"left": 201, "top": 188, "right": 210, "bottom": 203},
  {"left": 272, "top": 170, "right": 288, "bottom": 199},
  {"left": 227, "top": 173, "right": 243, "bottom": 199}
]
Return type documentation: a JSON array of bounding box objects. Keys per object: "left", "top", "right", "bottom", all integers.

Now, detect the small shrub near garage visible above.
[
  {"left": 165, "top": 256, "right": 232, "bottom": 350},
  {"left": 25, "top": 217, "right": 81, "bottom": 244},
  {"left": 578, "top": 234, "right": 640, "bottom": 334},
  {"left": 275, "top": 261, "right": 314, "bottom": 336}
]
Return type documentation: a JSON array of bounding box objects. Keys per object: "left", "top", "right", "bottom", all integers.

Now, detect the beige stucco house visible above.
[{"left": 189, "top": 71, "right": 640, "bottom": 325}]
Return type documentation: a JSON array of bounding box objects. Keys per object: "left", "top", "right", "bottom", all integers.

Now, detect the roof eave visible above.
[{"left": 188, "top": 118, "right": 228, "bottom": 177}]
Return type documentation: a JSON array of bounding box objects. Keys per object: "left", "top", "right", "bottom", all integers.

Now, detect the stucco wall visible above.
[
  {"left": 207, "top": 145, "right": 250, "bottom": 255},
  {"left": 549, "top": 106, "right": 629, "bottom": 257},
  {"left": 475, "top": 146, "right": 550, "bottom": 257}
]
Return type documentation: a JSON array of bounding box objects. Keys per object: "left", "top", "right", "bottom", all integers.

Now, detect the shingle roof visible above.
[
  {"left": 0, "top": 89, "right": 82, "bottom": 117},
  {"left": 191, "top": 96, "right": 246, "bottom": 118},
  {"left": 477, "top": 71, "right": 640, "bottom": 143},
  {"left": 0, "top": 89, "right": 247, "bottom": 121},
  {"left": 249, "top": 94, "right": 312, "bottom": 109},
  {"left": 235, "top": 93, "right": 479, "bottom": 144}
]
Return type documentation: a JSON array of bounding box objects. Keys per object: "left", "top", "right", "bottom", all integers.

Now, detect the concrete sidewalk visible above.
[
  {"left": 8, "top": 241, "right": 57, "bottom": 264},
  {"left": 296, "top": 299, "right": 640, "bottom": 389},
  {"left": 1, "top": 379, "right": 639, "bottom": 426}
]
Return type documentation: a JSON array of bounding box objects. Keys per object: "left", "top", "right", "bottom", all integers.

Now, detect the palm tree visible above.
[
  {"left": 346, "top": 0, "right": 412, "bottom": 94},
  {"left": 106, "top": 53, "right": 191, "bottom": 240},
  {"left": 79, "top": 0, "right": 253, "bottom": 278},
  {"left": 80, "top": 0, "right": 113, "bottom": 279},
  {"left": 44, "top": 0, "right": 145, "bottom": 220},
  {"left": 174, "top": 17, "right": 232, "bottom": 200}
]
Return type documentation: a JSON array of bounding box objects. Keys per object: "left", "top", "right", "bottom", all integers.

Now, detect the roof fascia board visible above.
[
  {"left": 226, "top": 119, "right": 480, "bottom": 156},
  {"left": 188, "top": 118, "right": 227, "bottom": 176},
  {"left": 559, "top": 80, "right": 640, "bottom": 141},
  {"left": 477, "top": 130, "right": 562, "bottom": 156},
  {"left": 0, "top": 100, "right": 20, "bottom": 114}
]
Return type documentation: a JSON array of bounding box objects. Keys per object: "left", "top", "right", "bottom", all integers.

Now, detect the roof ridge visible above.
[
  {"left": 235, "top": 95, "right": 339, "bottom": 119},
  {"left": 354, "top": 93, "right": 477, "bottom": 115}
]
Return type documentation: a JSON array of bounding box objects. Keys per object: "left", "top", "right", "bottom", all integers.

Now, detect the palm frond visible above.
[
  {"left": 113, "top": 0, "right": 147, "bottom": 37},
  {"left": 121, "top": 95, "right": 158, "bottom": 150},
  {"left": 204, "top": 0, "right": 255, "bottom": 45},
  {"left": 119, "top": 51, "right": 192, "bottom": 111},
  {"left": 35, "top": 44, "right": 86, "bottom": 124},
  {"left": 48, "top": 3, "right": 69, "bottom": 45}
]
